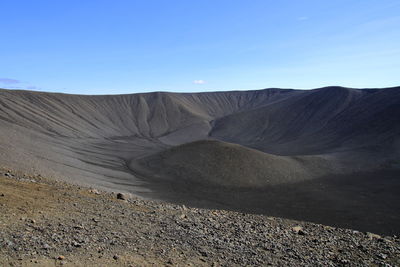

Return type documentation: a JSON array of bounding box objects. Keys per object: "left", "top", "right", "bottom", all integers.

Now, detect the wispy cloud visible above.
[
  {"left": 2, "top": 85, "right": 42, "bottom": 90},
  {"left": 0, "top": 78, "right": 41, "bottom": 90},
  {"left": 0, "top": 78, "right": 21, "bottom": 84},
  {"left": 193, "top": 80, "right": 206, "bottom": 84}
]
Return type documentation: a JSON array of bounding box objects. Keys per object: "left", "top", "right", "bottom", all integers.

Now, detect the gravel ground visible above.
[{"left": 0, "top": 168, "right": 399, "bottom": 266}]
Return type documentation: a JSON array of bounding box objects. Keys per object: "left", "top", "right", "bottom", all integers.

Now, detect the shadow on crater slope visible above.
[
  {"left": 0, "top": 86, "right": 399, "bottom": 234},
  {"left": 129, "top": 140, "right": 338, "bottom": 187}
]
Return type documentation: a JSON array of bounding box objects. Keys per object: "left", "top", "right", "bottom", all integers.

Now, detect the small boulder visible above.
[
  {"left": 292, "top": 226, "right": 306, "bottom": 235},
  {"left": 117, "top": 193, "right": 128, "bottom": 200}
]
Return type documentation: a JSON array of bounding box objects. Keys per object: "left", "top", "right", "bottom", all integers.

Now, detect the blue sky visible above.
[{"left": 1, "top": 0, "right": 399, "bottom": 94}]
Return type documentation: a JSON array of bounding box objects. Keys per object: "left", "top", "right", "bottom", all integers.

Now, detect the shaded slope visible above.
[
  {"left": 210, "top": 86, "right": 400, "bottom": 157},
  {"left": 130, "top": 140, "right": 335, "bottom": 188}
]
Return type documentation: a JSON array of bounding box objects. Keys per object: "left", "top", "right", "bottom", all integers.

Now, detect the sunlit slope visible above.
[{"left": 0, "top": 89, "right": 294, "bottom": 140}]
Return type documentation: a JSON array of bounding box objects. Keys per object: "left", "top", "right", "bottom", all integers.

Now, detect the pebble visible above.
[
  {"left": 366, "top": 232, "right": 381, "bottom": 240},
  {"left": 72, "top": 241, "right": 81, "bottom": 247},
  {"left": 378, "top": 253, "right": 388, "bottom": 259},
  {"left": 89, "top": 189, "right": 100, "bottom": 195},
  {"left": 42, "top": 243, "right": 51, "bottom": 250}
]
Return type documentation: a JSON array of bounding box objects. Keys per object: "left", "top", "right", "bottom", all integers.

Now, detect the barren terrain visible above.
[
  {"left": 0, "top": 86, "right": 399, "bottom": 235},
  {"left": 1, "top": 169, "right": 399, "bottom": 266}
]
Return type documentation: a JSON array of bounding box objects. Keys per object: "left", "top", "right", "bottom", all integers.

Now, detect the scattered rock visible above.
[
  {"left": 292, "top": 226, "right": 306, "bottom": 235},
  {"left": 42, "top": 243, "right": 51, "bottom": 250},
  {"left": 89, "top": 189, "right": 100, "bottom": 195},
  {"left": 71, "top": 241, "right": 81, "bottom": 247},
  {"left": 1, "top": 170, "right": 399, "bottom": 266},
  {"left": 378, "top": 253, "right": 388, "bottom": 259},
  {"left": 5, "top": 240, "right": 15, "bottom": 247},
  {"left": 117, "top": 193, "right": 128, "bottom": 200},
  {"left": 366, "top": 232, "right": 381, "bottom": 240}
]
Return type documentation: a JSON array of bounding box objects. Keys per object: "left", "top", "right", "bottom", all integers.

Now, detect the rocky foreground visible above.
[{"left": 0, "top": 168, "right": 399, "bottom": 266}]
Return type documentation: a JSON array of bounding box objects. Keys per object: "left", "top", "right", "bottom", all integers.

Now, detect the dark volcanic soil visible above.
[
  {"left": 130, "top": 140, "right": 400, "bottom": 235},
  {"left": 1, "top": 169, "right": 399, "bottom": 266},
  {"left": 0, "top": 86, "right": 400, "bottom": 236},
  {"left": 142, "top": 170, "right": 400, "bottom": 236},
  {"left": 129, "top": 140, "right": 335, "bottom": 187}
]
